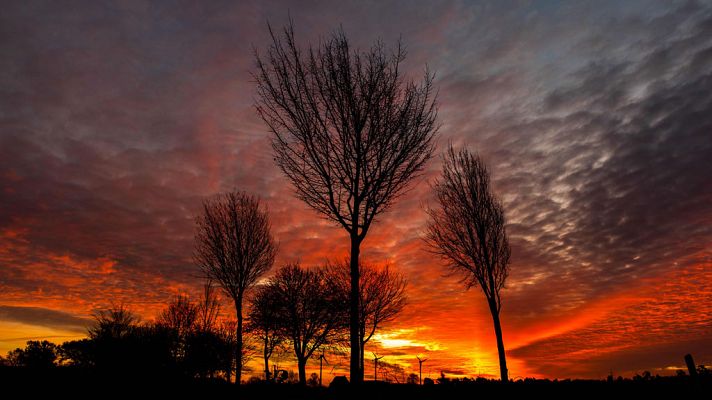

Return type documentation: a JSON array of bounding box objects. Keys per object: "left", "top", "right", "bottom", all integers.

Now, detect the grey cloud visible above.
[
  {"left": 0, "top": 305, "right": 91, "bottom": 334},
  {"left": 445, "top": 3, "right": 712, "bottom": 325}
]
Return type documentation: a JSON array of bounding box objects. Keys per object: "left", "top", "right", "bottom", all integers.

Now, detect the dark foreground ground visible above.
[{"left": 1, "top": 368, "right": 709, "bottom": 399}]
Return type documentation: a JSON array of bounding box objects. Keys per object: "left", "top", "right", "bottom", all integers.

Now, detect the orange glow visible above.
[
  {"left": 2, "top": 213, "right": 711, "bottom": 379},
  {"left": 1, "top": 178, "right": 711, "bottom": 384}
]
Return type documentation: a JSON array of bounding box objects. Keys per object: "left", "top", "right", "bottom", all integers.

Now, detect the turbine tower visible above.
[
  {"left": 318, "top": 350, "right": 329, "bottom": 386},
  {"left": 373, "top": 353, "right": 384, "bottom": 382},
  {"left": 416, "top": 355, "right": 428, "bottom": 385}
]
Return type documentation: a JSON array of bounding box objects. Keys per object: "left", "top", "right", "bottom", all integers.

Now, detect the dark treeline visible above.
[
  {"left": 0, "top": 349, "right": 709, "bottom": 399},
  {"left": 2, "top": 306, "right": 709, "bottom": 389},
  {"left": 0, "top": 261, "right": 408, "bottom": 386},
  {"left": 1, "top": 301, "right": 235, "bottom": 381}
]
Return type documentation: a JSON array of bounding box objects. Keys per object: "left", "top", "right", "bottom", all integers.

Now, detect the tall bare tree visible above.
[
  {"left": 194, "top": 191, "right": 277, "bottom": 384},
  {"left": 425, "top": 145, "right": 511, "bottom": 382},
  {"left": 326, "top": 261, "right": 407, "bottom": 375},
  {"left": 268, "top": 263, "right": 347, "bottom": 385},
  {"left": 247, "top": 284, "right": 285, "bottom": 381},
  {"left": 254, "top": 22, "right": 437, "bottom": 383}
]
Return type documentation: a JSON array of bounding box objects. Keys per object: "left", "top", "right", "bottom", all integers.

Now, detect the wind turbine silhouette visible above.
[
  {"left": 318, "top": 350, "right": 329, "bottom": 386},
  {"left": 416, "top": 355, "right": 428, "bottom": 385},
  {"left": 372, "top": 352, "right": 384, "bottom": 382}
]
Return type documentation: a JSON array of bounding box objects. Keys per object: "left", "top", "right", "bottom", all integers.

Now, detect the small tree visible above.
[
  {"left": 307, "top": 372, "right": 320, "bottom": 387},
  {"left": 326, "top": 261, "right": 407, "bottom": 373},
  {"left": 269, "top": 263, "right": 347, "bottom": 385},
  {"left": 158, "top": 295, "right": 199, "bottom": 338},
  {"left": 89, "top": 304, "right": 138, "bottom": 340},
  {"left": 254, "top": 22, "right": 437, "bottom": 383},
  {"left": 194, "top": 191, "right": 277, "bottom": 384},
  {"left": 425, "top": 145, "right": 511, "bottom": 382},
  {"left": 157, "top": 294, "right": 200, "bottom": 367},
  {"left": 196, "top": 280, "right": 221, "bottom": 333},
  {"left": 247, "top": 284, "right": 285, "bottom": 381},
  {"left": 87, "top": 305, "right": 142, "bottom": 373},
  {"left": 407, "top": 373, "right": 419, "bottom": 385}
]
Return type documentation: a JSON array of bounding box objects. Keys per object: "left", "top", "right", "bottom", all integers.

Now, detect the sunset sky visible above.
[{"left": 1, "top": 0, "right": 711, "bottom": 380}]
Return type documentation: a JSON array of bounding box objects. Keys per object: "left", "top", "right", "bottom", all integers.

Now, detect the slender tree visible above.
[
  {"left": 425, "top": 145, "right": 511, "bottom": 382},
  {"left": 194, "top": 191, "right": 277, "bottom": 384},
  {"left": 196, "top": 279, "right": 221, "bottom": 334},
  {"left": 326, "top": 261, "right": 407, "bottom": 374},
  {"left": 269, "top": 263, "right": 347, "bottom": 385},
  {"left": 247, "top": 284, "right": 285, "bottom": 381},
  {"left": 182, "top": 280, "right": 226, "bottom": 379},
  {"left": 254, "top": 22, "right": 437, "bottom": 383}
]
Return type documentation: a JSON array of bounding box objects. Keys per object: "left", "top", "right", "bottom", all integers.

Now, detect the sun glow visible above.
[{"left": 372, "top": 328, "right": 444, "bottom": 351}]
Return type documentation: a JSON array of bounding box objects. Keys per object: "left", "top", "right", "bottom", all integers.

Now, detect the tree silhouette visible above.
[
  {"left": 59, "top": 339, "right": 95, "bottom": 368},
  {"left": 196, "top": 280, "right": 221, "bottom": 333},
  {"left": 254, "top": 21, "right": 438, "bottom": 383},
  {"left": 267, "top": 263, "right": 347, "bottom": 385},
  {"left": 326, "top": 261, "right": 407, "bottom": 374},
  {"left": 378, "top": 359, "right": 407, "bottom": 383},
  {"left": 307, "top": 372, "right": 320, "bottom": 387},
  {"left": 407, "top": 373, "right": 419, "bottom": 385},
  {"left": 194, "top": 191, "right": 277, "bottom": 384},
  {"left": 425, "top": 145, "right": 511, "bottom": 382},
  {"left": 214, "top": 318, "right": 240, "bottom": 382},
  {"left": 155, "top": 292, "right": 238, "bottom": 380},
  {"left": 188, "top": 281, "right": 233, "bottom": 379},
  {"left": 89, "top": 304, "right": 138, "bottom": 340},
  {"left": 247, "top": 284, "right": 286, "bottom": 381},
  {"left": 6, "top": 340, "right": 57, "bottom": 368},
  {"left": 86, "top": 305, "right": 178, "bottom": 376},
  {"left": 158, "top": 295, "right": 199, "bottom": 338},
  {"left": 184, "top": 329, "right": 229, "bottom": 379}
]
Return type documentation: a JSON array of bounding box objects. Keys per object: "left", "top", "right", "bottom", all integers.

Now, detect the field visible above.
[{"left": 1, "top": 367, "right": 708, "bottom": 399}]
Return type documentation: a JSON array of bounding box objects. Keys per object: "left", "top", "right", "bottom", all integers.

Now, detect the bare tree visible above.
[
  {"left": 89, "top": 304, "right": 139, "bottom": 340},
  {"left": 379, "top": 359, "right": 407, "bottom": 384},
  {"left": 254, "top": 22, "right": 438, "bottom": 383},
  {"left": 247, "top": 284, "right": 285, "bottom": 381},
  {"left": 157, "top": 294, "right": 199, "bottom": 363},
  {"left": 196, "top": 279, "right": 221, "bottom": 333},
  {"left": 268, "top": 263, "right": 347, "bottom": 385},
  {"left": 210, "top": 317, "right": 257, "bottom": 382},
  {"left": 326, "top": 261, "right": 407, "bottom": 375},
  {"left": 425, "top": 145, "right": 511, "bottom": 382},
  {"left": 194, "top": 191, "right": 277, "bottom": 384},
  {"left": 157, "top": 294, "right": 199, "bottom": 338}
]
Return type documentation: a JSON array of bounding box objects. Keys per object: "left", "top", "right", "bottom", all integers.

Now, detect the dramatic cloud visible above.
[{"left": 1, "top": 0, "right": 710, "bottom": 378}]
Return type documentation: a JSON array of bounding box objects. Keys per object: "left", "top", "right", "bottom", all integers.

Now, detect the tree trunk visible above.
[
  {"left": 349, "top": 235, "right": 362, "bottom": 384},
  {"left": 264, "top": 337, "right": 270, "bottom": 381},
  {"left": 360, "top": 340, "right": 365, "bottom": 379},
  {"left": 235, "top": 300, "right": 243, "bottom": 385},
  {"left": 489, "top": 301, "right": 508, "bottom": 382},
  {"left": 298, "top": 358, "right": 307, "bottom": 386}
]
